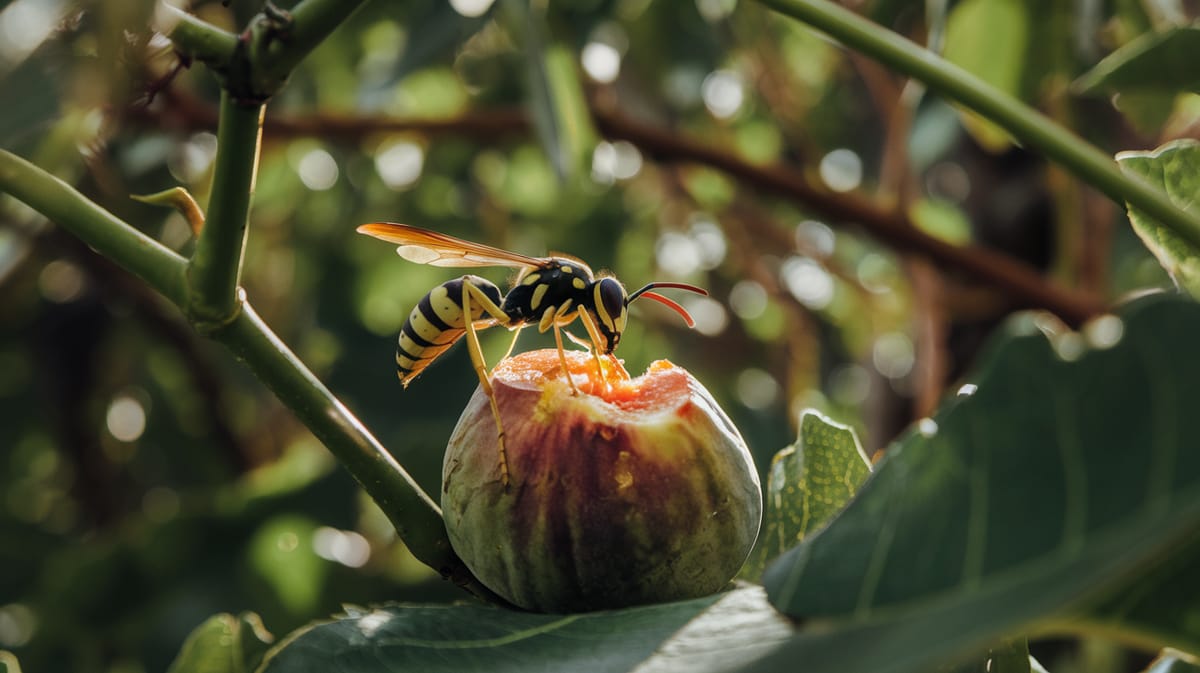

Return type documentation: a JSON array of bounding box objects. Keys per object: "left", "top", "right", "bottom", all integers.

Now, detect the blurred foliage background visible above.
[{"left": 1, "top": 0, "right": 1198, "bottom": 671}]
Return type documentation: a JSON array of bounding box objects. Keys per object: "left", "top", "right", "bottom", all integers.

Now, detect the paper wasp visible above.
[{"left": 356, "top": 222, "right": 707, "bottom": 486}]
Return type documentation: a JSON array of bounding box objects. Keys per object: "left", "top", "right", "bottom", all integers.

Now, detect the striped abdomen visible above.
[{"left": 397, "top": 275, "right": 505, "bottom": 386}]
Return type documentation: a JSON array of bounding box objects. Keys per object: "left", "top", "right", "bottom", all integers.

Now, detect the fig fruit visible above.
[{"left": 441, "top": 348, "right": 762, "bottom": 613}]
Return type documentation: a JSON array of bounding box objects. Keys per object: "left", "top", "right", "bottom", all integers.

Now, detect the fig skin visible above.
[{"left": 441, "top": 349, "right": 762, "bottom": 613}]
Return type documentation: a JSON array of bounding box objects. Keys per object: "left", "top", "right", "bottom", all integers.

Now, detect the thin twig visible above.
[
  {"left": 590, "top": 103, "right": 1105, "bottom": 325},
  {"left": 127, "top": 88, "right": 1105, "bottom": 326}
]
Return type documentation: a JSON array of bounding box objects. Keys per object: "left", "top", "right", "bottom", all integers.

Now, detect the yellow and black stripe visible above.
[{"left": 397, "top": 275, "right": 504, "bottom": 386}]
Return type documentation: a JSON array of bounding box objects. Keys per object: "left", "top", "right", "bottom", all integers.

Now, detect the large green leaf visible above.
[
  {"left": 942, "top": 0, "right": 1030, "bottom": 150},
  {"left": 257, "top": 585, "right": 794, "bottom": 673},
  {"left": 757, "top": 294, "right": 1200, "bottom": 671},
  {"left": 943, "top": 638, "right": 1033, "bottom": 673},
  {"left": 167, "top": 613, "right": 275, "bottom": 673},
  {"left": 1068, "top": 533, "right": 1200, "bottom": 654},
  {"left": 1116, "top": 140, "right": 1200, "bottom": 298},
  {"left": 745, "top": 410, "right": 871, "bottom": 578},
  {"left": 1074, "top": 26, "right": 1200, "bottom": 96}
]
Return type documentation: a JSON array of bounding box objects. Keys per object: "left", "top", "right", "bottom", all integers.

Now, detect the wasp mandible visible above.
[{"left": 356, "top": 222, "right": 707, "bottom": 486}]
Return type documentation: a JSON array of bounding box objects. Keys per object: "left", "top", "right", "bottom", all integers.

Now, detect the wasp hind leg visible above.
[{"left": 461, "top": 281, "right": 514, "bottom": 489}]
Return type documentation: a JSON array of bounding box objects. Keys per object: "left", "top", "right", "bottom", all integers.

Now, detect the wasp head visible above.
[{"left": 587, "top": 278, "right": 708, "bottom": 354}]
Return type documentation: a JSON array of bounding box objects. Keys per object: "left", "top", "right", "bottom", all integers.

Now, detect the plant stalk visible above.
[
  {"left": 755, "top": 0, "right": 1200, "bottom": 251},
  {"left": 187, "top": 92, "right": 263, "bottom": 327},
  {"left": 0, "top": 150, "right": 189, "bottom": 305},
  {"left": 0, "top": 148, "right": 494, "bottom": 598},
  {"left": 211, "top": 304, "right": 493, "bottom": 595},
  {"left": 157, "top": 3, "right": 239, "bottom": 67}
]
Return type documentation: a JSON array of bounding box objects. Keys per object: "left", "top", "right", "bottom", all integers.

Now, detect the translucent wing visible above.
[{"left": 357, "top": 222, "right": 547, "bottom": 270}]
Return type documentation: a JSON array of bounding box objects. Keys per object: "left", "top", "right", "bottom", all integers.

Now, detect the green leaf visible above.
[
  {"left": 247, "top": 516, "right": 327, "bottom": 616},
  {"left": 987, "top": 638, "right": 1032, "bottom": 673},
  {"left": 1116, "top": 140, "right": 1200, "bottom": 298},
  {"left": 1111, "top": 91, "right": 1180, "bottom": 137},
  {"left": 942, "top": 0, "right": 1030, "bottom": 151},
  {"left": 1074, "top": 26, "right": 1200, "bottom": 96},
  {"left": 502, "top": 0, "right": 597, "bottom": 183},
  {"left": 258, "top": 585, "right": 794, "bottom": 673},
  {"left": 1070, "top": 533, "right": 1200, "bottom": 655},
  {"left": 757, "top": 295, "right": 1200, "bottom": 672},
  {"left": 942, "top": 638, "right": 1033, "bottom": 673},
  {"left": 909, "top": 197, "right": 972, "bottom": 246},
  {"left": 745, "top": 410, "right": 871, "bottom": 578},
  {"left": 167, "top": 613, "right": 274, "bottom": 673}
]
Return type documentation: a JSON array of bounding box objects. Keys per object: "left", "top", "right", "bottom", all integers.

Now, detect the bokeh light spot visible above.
[
  {"left": 656, "top": 232, "right": 702, "bottom": 276},
  {"left": 689, "top": 216, "right": 726, "bottom": 269},
  {"left": 682, "top": 295, "right": 728, "bottom": 336},
  {"left": 582, "top": 42, "right": 621, "bottom": 83},
  {"left": 696, "top": 0, "right": 738, "bottom": 22},
  {"left": 0, "top": 603, "right": 37, "bottom": 648},
  {"left": 448, "top": 0, "right": 495, "bottom": 17},
  {"left": 297, "top": 148, "right": 339, "bottom": 191},
  {"left": 38, "top": 259, "right": 85, "bottom": 303},
  {"left": 1085, "top": 315, "right": 1124, "bottom": 350},
  {"left": 736, "top": 368, "right": 779, "bottom": 410},
  {"left": 873, "top": 332, "right": 914, "bottom": 380},
  {"left": 795, "top": 219, "right": 835, "bottom": 258},
  {"left": 106, "top": 395, "right": 147, "bottom": 442},
  {"left": 830, "top": 364, "right": 870, "bottom": 406},
  {"left": 376, "top": 140, "right": 425, "bottom": 190},
  {"left": 313, "top": 526, "right": 372, "bottom": 568},
  {"left": 701, "top": 69, "right": 744, "bottom": 119},
  {"left": 819, "top": 148, "right": 862, "bottom": 192},
  {"left": 0, "top": 0, "right": 61, "bottom": 64},
  {"left": 781, "top": 256, "right": 834, "bottom": 310},
  {"left": 729, "top": 280, "right": 767, "bottom": 320},
  {"left": 591, "top": 140, "right": 642, "bottom": 184}
]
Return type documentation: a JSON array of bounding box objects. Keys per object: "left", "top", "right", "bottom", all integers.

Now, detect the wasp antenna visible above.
[
  {"left": 631, "top": 291, "right": 697, "bottom": 328},
  {"left": 626, "top": 281, "right": 708, "bottom": 304}
]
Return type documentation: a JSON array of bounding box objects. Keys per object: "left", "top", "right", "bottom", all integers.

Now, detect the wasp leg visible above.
[
  {"left": 461, "top": 282, "right": 513, "bottom": 489},
  {"left": 574, "top": 308, "right": 608, "bottom": 388},
  {"left": 565, "top": 329, "right": 628, "bottom": 382},
  {"left": 500, "top": 326, "right": 522, "bottom": 362},
  {"left": 550, "top": 323, "right": 580, "bottom": 395},
  {"left": 537, "top": 300, "right": 580, "bottom": 395}
]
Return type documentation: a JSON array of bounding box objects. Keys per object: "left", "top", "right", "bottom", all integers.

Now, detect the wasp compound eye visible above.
[{"left": 592, "top": 273, "right": 628, "bottom": 340}]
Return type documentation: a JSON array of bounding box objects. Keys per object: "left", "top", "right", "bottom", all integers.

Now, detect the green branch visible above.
[
  {"left": 212, "top": 305, "right": 496, "bottom": 598},
  {"left": 157, "top": 3, "right": 238, "bottom": 68},
  {"left": 2, "top": 0, "right": 502, "bottom": 599},
  {"left": 187, "top": 93, "right": 263, "bottom": 328},
  {"left": 0, "top": 150, "right": 189, "bottom": 305},
  {"left": 243, "top": 0, "right": 372, "bottom": 98},
  {"left": 164, "top": 0, "right": 370, "bottom": 101},
  {"left": 755, "top": 0, "right": 1200, "bottom": 252},
  {"left": 0, "top": 147, "right": 494, "bottom": 598}
]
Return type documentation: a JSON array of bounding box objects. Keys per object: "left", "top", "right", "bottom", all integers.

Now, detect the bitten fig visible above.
[{"left": 441, "top": 349, "right": 762, "bottom": 613}]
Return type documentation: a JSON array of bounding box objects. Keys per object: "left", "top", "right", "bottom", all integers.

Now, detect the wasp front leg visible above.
[
  {"left": 535, "top": 300, "right": 583, "bottom": 396},
  {"left": 460, "top": 279, "right": 518, "bottom": 489},
  {"left": 574, "top": 308, "right": 610, "bottom": 388}
]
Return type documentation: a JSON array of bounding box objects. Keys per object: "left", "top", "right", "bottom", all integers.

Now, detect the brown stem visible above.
[
  {"left": 590, "top": 104, "right": 1105, "bottom": 326},
  {"left": 907, "top": 258, "right": 948, "bottom": 418},
  {"left": 125, "top": 87, "right": 1106, "bottom": 326}
]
